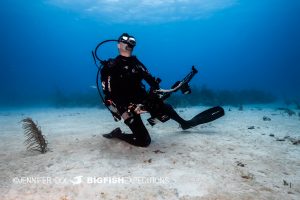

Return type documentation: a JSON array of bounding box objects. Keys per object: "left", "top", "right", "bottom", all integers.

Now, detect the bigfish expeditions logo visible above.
[
  {"left": 12, "top": 176, "right": 170, "bottom": 185},
  {"left": 70, "top": 176, "right": 83, "bottom": 185}
]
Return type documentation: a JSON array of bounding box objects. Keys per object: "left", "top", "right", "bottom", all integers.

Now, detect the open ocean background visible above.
[{"left": 1, "top": 0, "right": 299, "bottom": 107}]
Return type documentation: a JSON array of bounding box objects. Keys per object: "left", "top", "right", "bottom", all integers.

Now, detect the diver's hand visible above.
[
  {"left": 149, "top": 77, "right": 161, "bottom": 93},
  {"left": 149, "top": 86, "right": 162, "bottom": 95},
  {"left": 128, "top": 103, "right": 147, "bottom": 115}
]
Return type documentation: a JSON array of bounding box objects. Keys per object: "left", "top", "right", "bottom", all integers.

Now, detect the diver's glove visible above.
[
  {"left": 148, "top": 78, "right": 161, "bottom": 96},
  {"left": 128, "top": 103, "right": 147, "bottom": 115}
]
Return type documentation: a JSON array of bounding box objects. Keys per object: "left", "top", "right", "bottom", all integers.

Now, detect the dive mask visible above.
[{"left": 118, "top": 34, "right": 136, "bottom": 48}]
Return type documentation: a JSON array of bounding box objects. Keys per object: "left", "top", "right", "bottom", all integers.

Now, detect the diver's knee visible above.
[{"left": 138, "top": 137, "right": 151, "bottom": 147}]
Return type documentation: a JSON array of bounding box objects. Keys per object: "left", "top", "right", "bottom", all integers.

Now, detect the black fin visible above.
[
  {"left": 182, "top": 106, "right": 225, "bottom": 130},
  {"left": 103, "top": 127, "right": 122, "bottom": 139}
]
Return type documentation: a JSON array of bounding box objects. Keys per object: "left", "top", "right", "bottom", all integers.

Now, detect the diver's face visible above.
[{"left": 118, "top": 42, "right": 133, "bottom": 57}]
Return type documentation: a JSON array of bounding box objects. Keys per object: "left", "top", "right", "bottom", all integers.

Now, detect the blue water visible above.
[{"left": 1, "top": 0, "right": 299, "bottom": 107}]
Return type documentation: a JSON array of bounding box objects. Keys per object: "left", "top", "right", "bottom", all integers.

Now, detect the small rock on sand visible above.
[
  {"left": 263, "top": 116, "right": 271, "bottom": 121},
  {"left": 144, "top": 158, "right": 152, "bottom": 163},
  {"left": 153, "top": 150, "right": 165, "bottom": 154},
  {"left": 236, "top": 161, "right": 246, "bottom": 167},
  {"left": 290, "top": 139, "right": 300, "bottom": 145}
]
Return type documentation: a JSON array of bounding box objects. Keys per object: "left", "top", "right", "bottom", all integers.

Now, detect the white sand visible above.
[{"left": 0, "top": 105, "right": 300, "bottom": 200}]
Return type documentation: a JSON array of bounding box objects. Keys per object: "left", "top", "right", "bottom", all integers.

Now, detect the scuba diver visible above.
[{"left": 93, "top": 33, "right": 224, "bottom": 147}]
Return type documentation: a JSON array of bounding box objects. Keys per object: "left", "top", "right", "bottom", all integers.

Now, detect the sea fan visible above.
[{"left": 21, "top": 117, "right": 48, "bottom": 153}]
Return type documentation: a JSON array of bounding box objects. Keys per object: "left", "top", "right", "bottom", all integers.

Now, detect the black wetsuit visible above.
[{"left": 101, "top": 55, "right": 188, "bottom": 147}]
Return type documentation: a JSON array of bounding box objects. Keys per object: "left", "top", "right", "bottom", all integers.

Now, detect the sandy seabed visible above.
[{"left": 0, "top": 105, "right": 299, "bottom": 200}]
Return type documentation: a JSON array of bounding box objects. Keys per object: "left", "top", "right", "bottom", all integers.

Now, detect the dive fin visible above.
[
  {"left": 182, "top": 106, "right": 225, "bottom": 130},
  {"left": 103, "top": 127, "right": 122, "bottom": 139}
]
